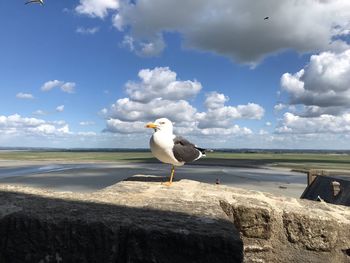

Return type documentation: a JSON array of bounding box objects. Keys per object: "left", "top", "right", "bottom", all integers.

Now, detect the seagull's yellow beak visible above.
[{"left": 145, "top": 122, "right": 157, "bottom": 129}]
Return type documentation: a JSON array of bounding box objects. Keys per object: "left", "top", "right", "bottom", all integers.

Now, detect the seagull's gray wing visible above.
[{"left": 172, "top": 136, "right": 202, "bottom": 163}]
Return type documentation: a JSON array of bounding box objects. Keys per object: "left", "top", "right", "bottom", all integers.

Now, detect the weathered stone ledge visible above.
[{"left": 0, "top": 175, "right": 350, "bottom": 263}]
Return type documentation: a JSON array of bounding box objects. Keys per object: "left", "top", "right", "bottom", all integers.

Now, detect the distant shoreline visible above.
[{"left": 1, "top": 147, "right": 350, "bottom": 154}]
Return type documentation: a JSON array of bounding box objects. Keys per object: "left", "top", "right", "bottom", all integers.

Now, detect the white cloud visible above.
[
  {"left": 281, "top": 70, "right": 305, "bottom": 97},
  {"left": 259, "top": 129, "right": 269, "bottom": 135},
  {"left": 103, "top": 67, "right": 264, "bottom": 136},
  {"left": 16, "top": 92, "right": 34, "bottom": 99},
  {"left": 76, "top": 26, "right": 100, "bottom": 35},
  {"left": 112, "top": 13, "right": 124, "bottom": 31},
  {"left": 105, "top": 119, "right": 146, "bottom": 134},
  {"left": 0, "top": 114, "right": 116, "bottom": 148},
  {"left": 274, "top": 103, "right": 286, "bottom": 112},
  {"left": 199, "top": 125, "right": 252, "bottom": 136},
  {"left": 100, "top": 108, "right": 108, "bottom": 115},
  {"left": 56, "top": 105, "right": 65, "bottom": 112},
  {"left": 197, "top": 102, "right": 264, "bottom": 129},
  {"left": 125, "top": 67, "right": 202, "bottom": 103},
  {"left": 0, "top": 114, "right": 70, "bottom": 136},
  {"left": 276, "top": 112, "right": 350, "bottom": 134},
  {"left": 137, "top": 36, "right": 165, "bottom": 57},
  {"left": 41, "top": 80, "right": 76, "bottom": 93},
  {"left": 265, "top": 122, "right": 271, "bottom": 126},
  {"left": 60, "top": 82, "right": 75, "bottom": 93},
  {"left": 204, "top": 92, "right": 228, "bottom": 109},
  {"left": 75, "top": 0, "right": 119, "bottom": 18},
  {"left": 79, "top": 121, "right": 95, "bottom": 126},
  {"left": 280, "top": 48, "right": 350, "bottom": 116},
  {"left": 41, "top": 80, "right": 63, "bottom": 92},
  {"left": 77, "top": 131, "right": 97, "bottom": 136},
  {"left": 112, "top": 0, "right": 350, "bottom": 64},
  {"left": 120, "top": 35, "right": 135, "bottom": 51},
  {"left": 109, "top": 97, "right": 197, "bottom": 123},
  {"left": 33, "top": 110, "right": 46, "bottom": 116}
]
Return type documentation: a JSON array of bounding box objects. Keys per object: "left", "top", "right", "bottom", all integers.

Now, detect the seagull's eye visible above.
[{"left": 159, "top": 121, "right": 165, "bottom": 125}]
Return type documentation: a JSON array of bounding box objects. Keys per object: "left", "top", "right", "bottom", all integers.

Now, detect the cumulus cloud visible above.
[
  {"left": 118, "top": 35, "right": 166, "bottom": 57},
  {"left": 125, "top": 67, "right": 201, "bottom": 103},
  {"left": 0, "top": 114, "right": 70, "bottom": 136},
  {"left": 76, "top": 26, "right": 100, "bottom": 35},
  {"left": 274, "top": 47, "right": 350, "bottom": 137},
  {"left": 204, "top": 92, "right": 228, "bottom": 109},
  {"left": 109, "top": 0, "right": 350, "bottom": 64},
  {"left": 16, "top": 92, "right": 34, "bottom": 99},
  {"left": 103, "top": 67, "right": 264, "bottom": 136},
  {"left": 107, "top": 67, "right": 201, "bottom": 123},
  {"left": 60, "top": 82, "right": 75, "bottom": 93},
  {"left": 41, "top": 80, "right": 63, "bottom": 91},
  {"left": 276, "top": 112, "right": 350, "bottom": 134},
  {"left": 274, "top": 103, "right": 286, "bottom": 112},
  {"left": 105, "top": 119, "right": 146, "bottom": 134},
  {"left": 201, "top": 92, "right": 264, "bottom": 129},
  {"left": 199, "top": 125, "right": 252, "bottom": 136},
  {"left": 0, "top": 114, "right": 111, "bottom": 147},
  {"left": 280, "top": 48, "right": 350, "bottom": 116},
  {"left": 56, "top": 105, "right": 65, "bottom": 112},
  {"left": 75, "top": 0, "right": 119, "bottom": 18},
  {"left": 41, "top": 80, "right": 76, "bottom": 93},
  {"left": 109, "top": 97, "right": 197, "bottom": 123}
]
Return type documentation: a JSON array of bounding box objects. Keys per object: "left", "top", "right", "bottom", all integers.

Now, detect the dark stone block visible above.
[{"left": 0, "top": 191, "right": 243, "bottom": 263}]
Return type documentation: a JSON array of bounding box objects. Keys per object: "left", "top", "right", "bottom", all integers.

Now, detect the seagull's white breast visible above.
[{"left": 150, "top": 131, "right": 184, "bottom": 166}]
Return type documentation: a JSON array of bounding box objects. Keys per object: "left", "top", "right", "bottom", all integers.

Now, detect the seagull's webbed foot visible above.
[{"left": 162, "top": 165, "right": 175, "bottom": 186}]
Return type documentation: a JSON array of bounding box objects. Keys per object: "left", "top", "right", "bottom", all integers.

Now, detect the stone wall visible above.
[
  {"left": 0, "top": 175, "right": 349, "bottom": 263},
  {"left": 219, "top": 192, "right": 350, "bottom": 262}
]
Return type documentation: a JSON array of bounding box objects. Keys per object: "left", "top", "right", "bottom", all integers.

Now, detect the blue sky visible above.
[{"left": 1, "top": 0, "right": 350, "bottom": 149}]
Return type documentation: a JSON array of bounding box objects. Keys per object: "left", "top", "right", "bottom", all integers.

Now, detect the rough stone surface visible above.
[
  {"left": 1, "top": 175, "right": 350, "bottom": 263},
  {"left": 283, "top": 212, "right": 338, "bottom": 251}
]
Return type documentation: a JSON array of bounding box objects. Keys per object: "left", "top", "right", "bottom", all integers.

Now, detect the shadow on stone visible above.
[
  {"left": 0, "top": 190, "right": 243, "bottom": 263},
  {"left": 123, "top": 175, "right": 180, "bottom": 183},
  {"left": 342, "top": 248, "right": 350, "bottom": 257}
]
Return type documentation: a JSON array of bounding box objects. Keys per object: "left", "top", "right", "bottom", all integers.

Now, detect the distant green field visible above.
[
  {"left": 0, "top": 151, "right": 153, "bottom": 162},
  {"left": 0, "top": 151, "right": 349, "bottom": 173}
]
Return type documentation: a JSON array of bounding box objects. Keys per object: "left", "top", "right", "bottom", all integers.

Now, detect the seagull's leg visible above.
[
  {"left": 163, "top": 165, "right": 175, "bottom": 186},
  {"left": 169, "top": 165, "right": 175, "bottom": 184}
]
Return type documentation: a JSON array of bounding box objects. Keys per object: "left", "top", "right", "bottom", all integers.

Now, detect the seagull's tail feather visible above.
[{"left": 195, "top": 147, "right": 213, "bottom": 157}]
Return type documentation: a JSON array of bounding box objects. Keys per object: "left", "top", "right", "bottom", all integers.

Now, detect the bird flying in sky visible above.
[
  {"left": 25, "top": 0, "right": 44, "bottom": 5},
  {"left": 264, "top": 16, "right": 269, "bottom": 20},
  {"left": 146, "top": 118, "right": 207, "bottom": 186}
]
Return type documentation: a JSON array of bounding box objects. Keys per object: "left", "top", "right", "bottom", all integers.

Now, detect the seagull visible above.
[
  {"left": 264, "top": 16, "right": 269, "bottom": 20},
  {"left": 146, "top": 118, "right": 207, "bottom": 186},
  {"left": 25, "top": 0, "right": 44, "bottom": 5}
]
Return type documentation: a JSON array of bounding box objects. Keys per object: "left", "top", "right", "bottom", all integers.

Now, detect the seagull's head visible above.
[{"left": 145, "top": 118, "right": 173, "bottom": 133}]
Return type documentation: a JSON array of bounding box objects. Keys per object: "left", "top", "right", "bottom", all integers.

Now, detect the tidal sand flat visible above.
[
  {"left": 0, "top": 160, "right": 306, "bottom": 198},
  {"left": 1, "top": 150, "right": 349, "bottom": 198}
]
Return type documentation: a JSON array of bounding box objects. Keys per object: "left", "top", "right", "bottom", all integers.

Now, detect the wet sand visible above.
[{"left": 0, "top": 160, "right": 307, "bottom": 198}]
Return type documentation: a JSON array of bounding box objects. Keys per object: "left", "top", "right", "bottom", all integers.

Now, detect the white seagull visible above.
[
  {"left": 146, "top": 118, "right": 207, "bottom": 186},
  {"left": 25, "top": 0, "right": 44, "bottom": 5}
]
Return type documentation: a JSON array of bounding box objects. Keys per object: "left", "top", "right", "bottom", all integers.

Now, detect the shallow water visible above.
[{"left": 0, "top": 162, "right": 307, "bottom": 198}]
